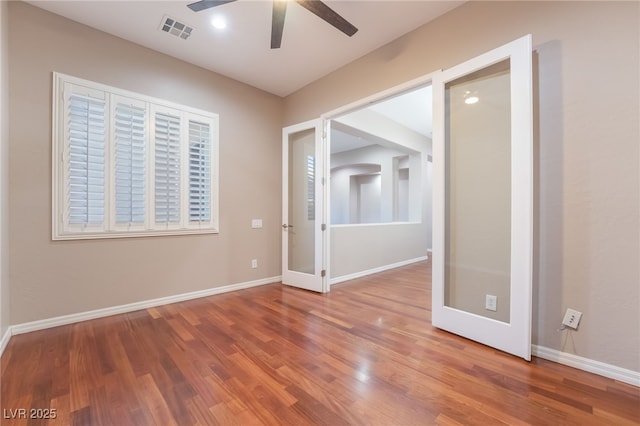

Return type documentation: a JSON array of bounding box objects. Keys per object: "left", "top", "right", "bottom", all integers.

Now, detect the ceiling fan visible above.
[{"left": 187, "top": 0, "right": 358, "bottom": 49}]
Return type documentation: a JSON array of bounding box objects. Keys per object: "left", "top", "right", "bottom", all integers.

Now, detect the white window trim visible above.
[{"left": 52, "top": 72, "right": 219, "bottom": 240}]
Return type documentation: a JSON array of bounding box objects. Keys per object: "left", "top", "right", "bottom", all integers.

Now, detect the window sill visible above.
[{"left": 52, "top": 227, "right": 219, "bottom": 241}]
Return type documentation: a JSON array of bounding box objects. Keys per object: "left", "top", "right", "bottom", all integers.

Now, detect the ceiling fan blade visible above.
[
  {"left": 295, "top": 0, "right": 358, "bottom": 37},
  {"left": 271, "top": 0, "right": 288, "bottom": 49},
  {"left": 187, "top": 0, "right": 237, "bottom": 12}
]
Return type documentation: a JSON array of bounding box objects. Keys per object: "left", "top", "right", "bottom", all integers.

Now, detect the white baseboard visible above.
[
  {"left": 533, "top": 344, "right": 640, "bottom": 387},
  {"left": 330, "top": 256, "right": 428, "bottom": 285},
  {"left": 9, "top": 275, "right": 281, "bottom": 337}
]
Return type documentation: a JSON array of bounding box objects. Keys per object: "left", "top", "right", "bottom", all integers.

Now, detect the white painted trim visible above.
[
  {"left": 330, "top": 256, "right": 428, "bottom": 285},
  {"left": 533, "top": 345, "right": 640, "bottom": 387},
  {"left": 10, "top": 275, "right": 280, "bottom": 336},
  {"left": 0, "top": 326, "right": 10, "bottom": 356},
  {"left": 322, "top": 72, "right": 437, "bottom": 120}
]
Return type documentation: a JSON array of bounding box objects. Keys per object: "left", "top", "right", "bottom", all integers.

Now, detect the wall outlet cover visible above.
[
  {"left": 562, "top": 308, "right": 582, "bottom": 329},
  {"left": 485, "top": 295, "right": 497, "bottom": 312}
]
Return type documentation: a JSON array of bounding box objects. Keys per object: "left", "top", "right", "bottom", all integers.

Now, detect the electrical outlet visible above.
[
  {"left": 485, "top": 295, "right": 497, "bottom": 312},
  {"left": 562, "top": 308, "right": 582, "bottom": 329},
  {"left": 251, "top": 259, "right": 258, "bottom": 269}
]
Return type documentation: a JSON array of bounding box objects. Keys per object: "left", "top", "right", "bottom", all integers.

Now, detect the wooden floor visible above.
[{"left": 1, "top": 260, "right": 639, "bottom": 425}]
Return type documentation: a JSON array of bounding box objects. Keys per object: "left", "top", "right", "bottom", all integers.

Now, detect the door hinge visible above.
[
  {"left": 321, "top": 269, "right": 326, "bottom": 277},
  {"left": 321, "top": 223, "right": 326, "bottom": 231}
]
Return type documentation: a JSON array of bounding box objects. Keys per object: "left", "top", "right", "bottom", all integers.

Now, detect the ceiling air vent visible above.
[{"left": 160, "top": 15, "right": 193, "bottom": 40}]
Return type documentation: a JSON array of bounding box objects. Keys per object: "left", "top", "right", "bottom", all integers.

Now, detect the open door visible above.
[
  {"left": 432, "top": 35, "right": 533, "bottom": 360},
  {"left": 282, "top": 119, "right": 327, "bottom": 293}
]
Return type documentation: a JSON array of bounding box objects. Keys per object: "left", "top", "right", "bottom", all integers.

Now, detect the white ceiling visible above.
[
  {"left": 369, "top": 86, "right": 432, "bottom": 137},
  {"left": 27, "top": 0, "right": 463, "bottom": 97},
  {"left": 331, "top": 86, "right": 433, "bottom": 154}
]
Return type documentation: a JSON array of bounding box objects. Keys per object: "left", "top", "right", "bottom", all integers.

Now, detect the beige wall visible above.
[
  {"left": 0, "top": 0, "right": 9, "bottom": 340},
  {"left": 331, "top": 223, "right": 428, "bottom": 279},
  {"left": 8, "top": 2, "right": 283, "bottom": 324},
  {"left": 285, "top": 2, "right": 640, "bottom": 372}
]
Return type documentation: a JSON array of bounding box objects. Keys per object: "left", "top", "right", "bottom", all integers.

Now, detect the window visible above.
[{"left": 52, "top": 73, "right": 219, "bottom": 239}]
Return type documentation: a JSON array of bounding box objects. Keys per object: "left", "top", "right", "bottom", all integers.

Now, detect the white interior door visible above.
[
  {"left": 432, "top": 35, "right": 533, "bottom": 360},
  {"left": 282, "top": 119, "right": 327, "bottom": 292}
]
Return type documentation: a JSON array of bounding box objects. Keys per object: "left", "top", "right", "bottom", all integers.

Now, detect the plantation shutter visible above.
[
  {"left": 114, "top": 98, "right": 147, "bottom": 226},
  {"left": 307, "top": 155, "right": 315, "bottom": 221},
  {"left": 188, "top": 118, "right": 212, "bottom": 223},
  {"left": 54, "top": 73, "right": 219, "bottom": 239},
  {"left": 67, "top": 90, "right": 106, "bottom": 228},
  {"left": 154, "top": 111, "right": 182, "bottom": 224}
]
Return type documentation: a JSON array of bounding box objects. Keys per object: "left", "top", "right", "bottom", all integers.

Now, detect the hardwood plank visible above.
[
  {"left": 136, "top": 373, "right": 179, "bottom": 426},
  {"left": 1, "top": 260, "right": 639, "bottom": 425}
]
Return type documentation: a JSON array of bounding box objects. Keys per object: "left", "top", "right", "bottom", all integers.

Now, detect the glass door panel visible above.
[
  {"left": 445, "top": 59, "right": 512, "bottom": 323},
  {"left": 288, "top": 128, "right": 316, "bottom": 275}
]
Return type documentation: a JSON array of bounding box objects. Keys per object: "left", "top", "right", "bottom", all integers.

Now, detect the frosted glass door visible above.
[
  {"left": 282, "top": 120, "right": 326, "bottom": 292},
  {"left": 432, "top": 35, "right": 533, "bottom": 360}
]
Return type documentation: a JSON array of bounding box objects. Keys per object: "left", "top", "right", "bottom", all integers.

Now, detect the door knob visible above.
[{"left": 282, "top": 224, "right": 294, "bottom": 229}]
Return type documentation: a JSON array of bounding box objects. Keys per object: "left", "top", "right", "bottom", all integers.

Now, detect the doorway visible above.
[
  {"left": 282, "top": 35, "right": 533, "bottom": 361},
  {"left": 324, "top": 83, "right": 434, "bottom": 284}
]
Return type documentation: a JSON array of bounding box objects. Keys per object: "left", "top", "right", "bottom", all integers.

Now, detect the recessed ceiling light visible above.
[{"left": 211, "top": 15, "right": 227, "bottom": 30}]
